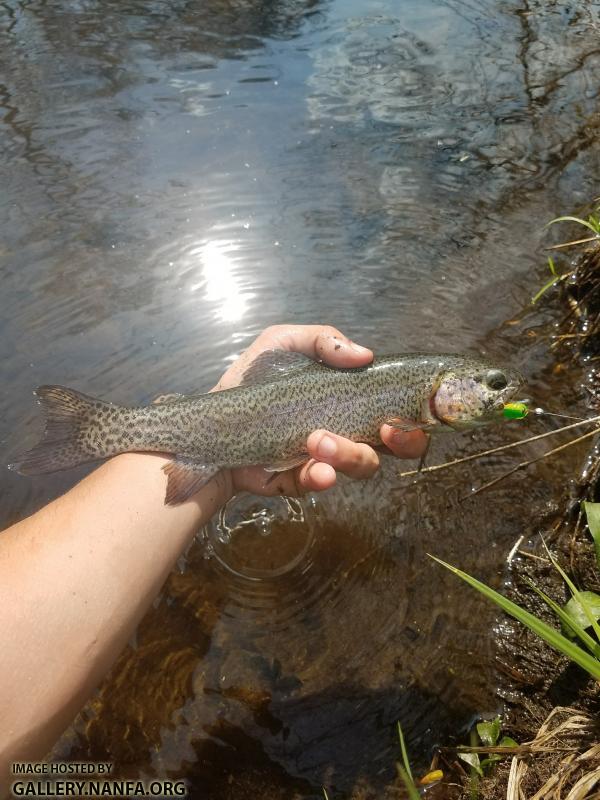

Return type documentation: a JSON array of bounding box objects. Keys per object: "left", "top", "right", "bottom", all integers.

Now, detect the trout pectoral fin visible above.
[
  {"left": 162, "top": 457, "right": 221, "bottom": 505},
  {"left": 384, "top": 417, "right": 436, "bottom": 433},
  {"left": 263, "top": 454, "right": 308, "bottom": 472}
]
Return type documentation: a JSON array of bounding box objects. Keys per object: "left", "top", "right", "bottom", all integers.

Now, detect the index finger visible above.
[{"left": 216, "top": 324, "right": 373, "bottom": 390}]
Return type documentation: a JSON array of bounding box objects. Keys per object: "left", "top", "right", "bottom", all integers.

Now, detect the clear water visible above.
[{"left": 1, "top": 0, "right": 599, "bottom": 795}]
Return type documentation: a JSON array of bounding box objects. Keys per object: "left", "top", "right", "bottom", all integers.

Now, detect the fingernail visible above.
[
  {"left": 349, "top": 341, "right": 371, "bottom": 355},
  {"left": 317, "top": 434, "right": 337, "bottom": 458}
]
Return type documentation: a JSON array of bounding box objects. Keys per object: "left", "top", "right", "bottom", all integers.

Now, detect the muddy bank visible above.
[{"left": 455, "top": 237, "right": 600, "bottom": 799}]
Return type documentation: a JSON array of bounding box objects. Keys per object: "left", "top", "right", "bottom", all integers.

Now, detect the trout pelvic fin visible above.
[
  {"left": 163, "top": 457, "right": 221, "bottom": 505},
  {"left": 384, "top": 417, "right": 436, "bottom": 433},
  {"left": 263, "top": 454, "right": 308, "bottom": 472},
  {"left": 9, "top": 385, "right": 110, "bottom": 475}
]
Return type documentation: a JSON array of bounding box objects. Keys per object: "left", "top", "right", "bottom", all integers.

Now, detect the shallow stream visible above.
[{"left": 2, "top": 0, "right": 600, "bottom": 795}]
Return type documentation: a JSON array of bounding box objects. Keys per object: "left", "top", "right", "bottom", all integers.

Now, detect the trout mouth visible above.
[
  {"left": 480, "top": 383, "right": 522, "bottom": 420},
  {"left": 488, "top": 388, "right": 513, "bottom": 412}
]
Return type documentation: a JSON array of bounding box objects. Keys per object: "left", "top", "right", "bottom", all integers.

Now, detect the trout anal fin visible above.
[{"left": 163, "top": 457, "right": 221, "bottom": 505}]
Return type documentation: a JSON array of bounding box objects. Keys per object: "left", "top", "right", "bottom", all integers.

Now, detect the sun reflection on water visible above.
[{"left": 190, "top": 239, "right": 252, "bottom": 322}]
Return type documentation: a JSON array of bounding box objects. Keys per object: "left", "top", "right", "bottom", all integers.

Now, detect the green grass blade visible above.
[
  {"left": 524, "top": 577, "right": 600, "bottom": 658},
  {"left": 546, "top": 215, "right": 600, "bottom": 235},
  {"left": 429, "top": 555, "right": 600, "bottom": 680},
  {"left": 322, "top": 790, "right": 330, "bottom": 800},
  {"left": 397, "top": 721, "right": 413, "bottom": 782},
  {"left": 396, "top": 765, "right": 420, "bottom": 800},
  {"left": 547, "top": 256, "right": 557, "bottom": 277},
  {"left": 546, "top": 553, "right": 600, "bottom": 644},
  {"left": 582, "top": 501, "right": 600, "bottom": 569},
  {"left": 531, "top": 275, "right": 560, "bottom": 305}
]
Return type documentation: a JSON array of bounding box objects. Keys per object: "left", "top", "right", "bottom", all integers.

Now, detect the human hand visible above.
[{"left": 213, "top": 324, "right": 428, "bottom": 500}]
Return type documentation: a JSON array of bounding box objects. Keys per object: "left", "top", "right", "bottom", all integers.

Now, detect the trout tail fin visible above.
[{"left": 10, "top": 385, "right": 113, "bottom": 475}]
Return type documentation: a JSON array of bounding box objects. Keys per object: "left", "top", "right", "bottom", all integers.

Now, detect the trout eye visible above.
[{"left": 485, "top": 370, "right": 508, "bottom": 391}]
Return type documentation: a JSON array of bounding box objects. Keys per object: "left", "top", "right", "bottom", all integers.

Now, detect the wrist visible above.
[{"left": 103, "top": 454, "right": 232, "bottom": 523}]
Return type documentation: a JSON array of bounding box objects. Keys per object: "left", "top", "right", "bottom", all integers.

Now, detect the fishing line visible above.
[
  {"left": 397, "top": 413, "right": 600, "bottom": 479},
  {"left": 462, "top": 426, "right": 600, "bottom": 501},
  {"left": 503, "top": 401, "right": 586, "bottom": 422},
  {"left": 531, "top": 408, "right": 586, "bottom": 421}
]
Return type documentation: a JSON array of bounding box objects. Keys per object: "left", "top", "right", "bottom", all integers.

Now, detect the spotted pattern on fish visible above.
[{"left": 11, "top": 352, "right": 524, "bottom": 504}]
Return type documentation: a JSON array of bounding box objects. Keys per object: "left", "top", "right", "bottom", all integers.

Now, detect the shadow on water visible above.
[
  {"left": 54, "top": 481, "right": 507, "bottom": 792},
  {"left": 1, "top": 0, "right": 600, "bottom": 795}
]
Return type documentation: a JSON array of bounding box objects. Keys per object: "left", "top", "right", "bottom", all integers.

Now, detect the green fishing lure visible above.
[{"left": 503, "top": 401, "right": 529, "bottom": 420}]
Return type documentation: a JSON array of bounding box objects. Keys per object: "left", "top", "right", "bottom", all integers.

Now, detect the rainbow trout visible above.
[{"left": 12, "top": 351, "right": 524, "bottom": 504}]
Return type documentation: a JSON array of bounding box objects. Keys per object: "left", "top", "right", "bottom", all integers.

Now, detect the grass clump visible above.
[
  {"left": 455, "top": 718, "right": 518, "bottom": 799},
  {"left": 430, "top": 502, "right": 600, "bottom": 682},
  {"left": 531, "top": 202, "right": 600, "bottom": 305},
  {"left": 547, "top": 208, "right": 600, "bottom": 237},
  {"left": 431, "top": 503, "right": 600, "bottom": 796}
]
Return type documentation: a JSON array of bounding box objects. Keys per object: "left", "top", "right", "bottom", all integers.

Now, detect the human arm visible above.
[{"left": 0, "top": 324, "right": 426, "bottom": 781}]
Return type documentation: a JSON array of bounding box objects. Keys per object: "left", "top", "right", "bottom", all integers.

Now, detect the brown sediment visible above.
[
  {"left": 452, "top": 237, "right": 600, "bottom": 800},
  {"left": 550, "top": 243, "right": 600, "bottom": 370},
  {"left": 461, "top": 707, "right": 600, "bottom": 800}
]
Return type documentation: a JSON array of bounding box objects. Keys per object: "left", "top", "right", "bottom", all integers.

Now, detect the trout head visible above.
[{"left": 432, "top": 362, "right": 524, "bottom": 429}]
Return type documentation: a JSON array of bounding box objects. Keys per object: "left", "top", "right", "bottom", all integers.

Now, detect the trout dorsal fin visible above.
[{"left": 239, "top": 349, "right": 315, "bottom": 387}]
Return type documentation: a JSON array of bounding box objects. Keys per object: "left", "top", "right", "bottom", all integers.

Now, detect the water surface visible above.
[{"left": 2, "top": 0, "right": 600, "bottom": 795}]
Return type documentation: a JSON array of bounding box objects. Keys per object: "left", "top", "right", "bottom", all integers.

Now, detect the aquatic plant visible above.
[
  {"left": 430, "top": 502, "right": 600, "bottom": 682},
  {"left": 321, "top": 723, "right": 442, "bottom": 800},
  {"left": 454, "top": 707, "right": 600, "bottom": 799},
  {"left": 582, "top": 501, "right": 600, "bottom": 568},
  {"left": 531, "top": 256, "right": 564, "bottom": 305},
  {"left": 455, "top": 717, "right": 518, "bottom": 799},
  {"left": 531, "top": 203, "right": 600, "bottom": 304},
  {"left": 547, "top": 207, "right": 600, "bottom": 237},
  {"left": 502, "top": 706, "right": 599, "bottom": 799},
  {"left": 396, "top": 721, "right": 421, "bottom": 800}
]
